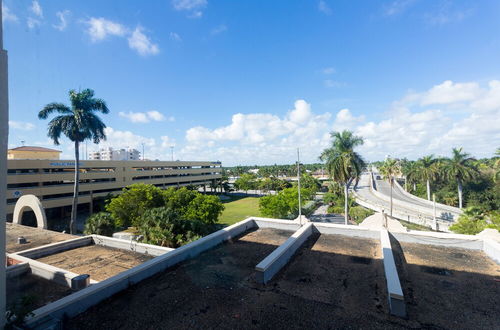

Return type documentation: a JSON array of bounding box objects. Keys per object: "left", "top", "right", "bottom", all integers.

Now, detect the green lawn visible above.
[{"left": 219, "top": 196, "right": 262, "bottom": 226}]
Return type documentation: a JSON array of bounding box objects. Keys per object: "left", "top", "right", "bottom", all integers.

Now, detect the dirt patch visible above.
[
  {"left": 6, "top": 222, "right": 75, "bottom": 253},
  {"left": 35, "top": 245, "right": 154, "bottom": 281},
  {"left": 68, "top": 231, "right": 408, "bottom": 329},
  {"left": 392, "top": 240, "right": 500, "bottom": 329},
  {"left": 7, "top": 274, "right": 73, "bottom": 313}
]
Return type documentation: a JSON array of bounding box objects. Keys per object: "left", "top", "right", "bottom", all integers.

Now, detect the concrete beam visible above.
[
  {"left": 91, "top": 235, "right": 174, "bottom": 257},
  {"left": 390, "top": 231, "right": 483, "bottom": 250},
  {"left": 483, "top": 239, "right": 500, "bottom": 264},
  {"left": 312, "top": 222, "right": 380, "bottom": 240},
  {"left": 14, "top": 236, "right": 93, "bottom": 259},
  {"left": 24, "top": 218, "right": 257, "bottom": 327},
  {"left": 6, "top": 253, "right": 97, "bottom": 289},
  {"left": 255, "top": 222, "right": 313, "bottom": 284},
  {"left": 252, "top": 217, "right": 301, "bottom": 232},
  {"left": 6, "top": 262, "right": 30, "bottom": 279},
  {"left": 380, "top": 229, "right": 406, "bottom": 318}
]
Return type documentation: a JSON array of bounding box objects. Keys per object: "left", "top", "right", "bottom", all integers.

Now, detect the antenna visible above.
[
  {"left": 297, "top": 148, "right": 302, "bottom": 224},
  {"left": 21, "top": 140, "right": 25, "bottom": 146}
]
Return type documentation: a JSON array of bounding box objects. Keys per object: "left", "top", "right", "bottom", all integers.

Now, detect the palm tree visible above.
[
  {"left": 442, "top": 147, "right": 478, "bottom": 209},
  {"left": 401, "top": 160, "right": 419, "bottom": 192},
  {"left": 39, "top": 89, "right": 109, "bottom": 234},
  {"left": 416, "top": 155, "right": 439, "bottom": 200},
  {"left": 320, "top": 130, "right": 365, "bottom": 225},
  {"left": 379, "top": 158, "right": 401, "bottom": 217}
]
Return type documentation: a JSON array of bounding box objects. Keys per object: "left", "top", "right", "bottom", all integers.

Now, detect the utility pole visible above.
[
  {"left": 170, "top": 146, "right": 174, "bottom": 161},
  {"left": 142, "top": 143, "right": 145, "bottom": 161},
  {"left": 297, "top": 148, "right": 302, "bottom": 224},
  {"left": 433, "top": 193, "right": 437, "bottom": 231},
  {"left": 1, "top": 1, "right": 9, "bottom": 325}
]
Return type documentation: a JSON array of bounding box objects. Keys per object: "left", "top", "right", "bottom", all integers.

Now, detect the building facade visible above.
[
  {"left": 7, "top": 146, "right": 61, "bottom": 160},
  {"left": 88, "top": 147, "right": 141, "bottom": 161},
  {"left": 6, "top": 159, "right": 222, "bottom": 215}
]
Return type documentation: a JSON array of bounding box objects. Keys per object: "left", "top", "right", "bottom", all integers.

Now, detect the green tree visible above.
[
  {"left": 138, "top": 207, "right": 206, "bottom": 248},
  {"left": 297, "top": 173, "right": 321, "bottom": 194},
  {"left": 320, "top": 130, "right": 366, "bottom": 225},
  {"left": 106, "top": 183, "right": 165, "bottom": 228},
  {"left": 402, "top": 160, "right": 419, "bottom": 192},
  {"left": 442, "top": 147, "right": 478, "bottom": 209},
  {"left": 234, "top": 173, "right": 257, "bottom": 194},
  {"left": 259, "top": 187, "right": 313, "bottom": 219},
  {"left": 449, "top": 207, "right": 487, "bottom": 235},
  {"left": 379, "top": 158, "right": 401, "bottom": 217},
  {"left": 416, "top": 155, "right": 439, "bottom": 201},
  {"left": 184, "top": 194, "right": 225, "bottom": 226},
  {"left": 38, "top": 89, "right": 109, "bottom": 234},
  {"left": 84, "top": 212, "right": 116, "bottom": 236}
]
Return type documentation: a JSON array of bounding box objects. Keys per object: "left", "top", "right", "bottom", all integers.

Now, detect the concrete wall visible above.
[
  {"left": 91, "top": 235, "right": 173, "bottom": 257},
  {"left": 380, "top": 229, "right": 406, "bottom": 317},
  {"left": 255, "top": 223, "right": 313, "bottom": 284}
]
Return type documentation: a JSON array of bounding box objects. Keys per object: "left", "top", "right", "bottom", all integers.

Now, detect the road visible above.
[{"left": 309, "top": 204, "right": 345, "bottom": 224}]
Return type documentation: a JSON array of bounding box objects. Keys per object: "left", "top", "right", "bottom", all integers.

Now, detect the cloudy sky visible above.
[{"left": 3, "top": 0, "right": 500, "bottom": 165}]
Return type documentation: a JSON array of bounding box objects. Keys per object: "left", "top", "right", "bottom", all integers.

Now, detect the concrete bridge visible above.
[{"left": 352, "top": 171, "right": 462, "bottom": 232}]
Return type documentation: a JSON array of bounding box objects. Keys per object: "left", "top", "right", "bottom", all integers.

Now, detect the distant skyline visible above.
[{"left": 3, "top": 0, "right": 500, "bottom": 166}]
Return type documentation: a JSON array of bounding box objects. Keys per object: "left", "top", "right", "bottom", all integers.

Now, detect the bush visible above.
[
  {"left": 449, "top": 207, "right": 500, "bottom": 235},
  {"left": 138, "top": 207, "right": 207, "bottom": 248},
  {"left": 327, "top": 206, "right": 344, "bottom": 214},
  {"left": 349, "top": 206, "right": 374, "bottom": 224},
  {"left": 106, "top": 183, "right": 165, "bottom": 227},
  {"left": 83, "top": 212, "right": 116, "bottom": 236}
]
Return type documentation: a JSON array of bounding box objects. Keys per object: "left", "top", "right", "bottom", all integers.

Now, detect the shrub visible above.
[
  {"left": 138, "top": 207, "right": 207, "bottom": 248},
  {"left": 259, "top": 187, "right": 313, "bottom": 219},
  {"left": 349, "top": 206, "right": 374, "bottom": 224},
  {"left": 327, "top": 206, "right": 344, "bottom": 214},
  {"left": 83, "top": 212, "right": 116, "bottom": 236},
  {"left": 106, "top": 183, "right": 165, "bottom": 227},
  {"left": 449, "top": 207, "right": 495, "bottom": 235}
]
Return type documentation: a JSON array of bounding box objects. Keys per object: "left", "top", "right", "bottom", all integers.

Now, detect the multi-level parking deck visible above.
[{"left": 6, "top": 159, "right": 222, "bottom": 217}]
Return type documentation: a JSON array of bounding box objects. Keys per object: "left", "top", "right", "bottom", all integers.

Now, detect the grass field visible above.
[{"left": 219, "top": 196, "right": 262, "bottom": 226}]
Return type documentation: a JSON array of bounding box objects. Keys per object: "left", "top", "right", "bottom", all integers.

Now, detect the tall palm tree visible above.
[
  {"left": 402, "top": 160, "right": 419, "bottom": 192},
  {"left": 320, "top": 130, "right": 365, "bottom": 225},
  {"left": 379, "top": 158, "right": 401, "bottom": 217},
  {"left": 39, "top": 89, "right": 109, "bottom": 234},
  {"left": 416, "top": 155, "right": 439, "bottom": 201},
  {"left": 442, "top": 147, "right": 478, "bottom": 209}
]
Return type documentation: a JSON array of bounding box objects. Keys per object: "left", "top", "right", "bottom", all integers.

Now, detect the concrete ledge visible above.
[
  {"left": 312, "top": 222, "right": 380, "bottom": 240},
  {"left": 255, "top": 223, "right": 313, "bottom": 284},
  {"left": 24, "top": 218, "right": 257, "bottom": 327},
  {"left": 14, "top": 236, "right": 93, "bottom": 259},
  {"left": 6, "top": 262, "right": 30, "bottom": 278},
  {"left": 91, "top": 235, "right": 174, "bottom": 257},
  {"left": 380, "top": 229, "right": 406, "bottom": 318},
  {"left": 252, "top": 217, "right": 301, "bottom": 232},
  {"left": 6, "top": 253, "right": 97, "bottom": 289},
  {"left": 483, "top": 239, "right": 500, "bottom": 264},
  {"left": 391, "top": 231, "right": 483, "bottom": 250}
]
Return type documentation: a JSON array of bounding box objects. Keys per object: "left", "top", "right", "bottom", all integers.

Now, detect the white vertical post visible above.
[
  {"left": 297, "top": 148, "right": 302, "bottom": 225},
  {"left": 433, "top": 193, "right": 437, "bottom": 231},
  {"left": 0, "top": 0, "right": 8, "bottom": 326}
]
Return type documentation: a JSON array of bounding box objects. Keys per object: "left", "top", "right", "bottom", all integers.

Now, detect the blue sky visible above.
[{"left": 3, "top": 0, "right": 500, "bottom": 165}]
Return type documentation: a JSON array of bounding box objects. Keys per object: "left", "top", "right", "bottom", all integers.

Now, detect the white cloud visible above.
[
  {"left": 324, "top": 79, "right": 345, "bottom": 88},
  {"left": 119, "top": 111, "right": 170, "bottom": 123},
  {"left": 318, "top": 1, "right": 332, "bottom": 15},
  {"left": 128, "top": 27, "right": 159, "bottom": 56},
  {"left": 181, "top": 80, "right": 500, "bottom": 165},
  {"left": 322, "top": 67, "right": 335, "bottom": 75},
  {"left": 9, "top": 121, "right": 35, "bottom": 131},
  {"left": 2, "top": 4, "right": 18, "bottom": 23},
  {"left": 210, "top": 24, "right": 227, "bottom": 36},
  {"left": 85, "top": 17, "right": 127, "bottom": 42},
  {"left": 27, "top": 17, "right": 41, "bottom": 29},
  {"left": 53, "top": 10, "right": 70, "bottom": 31},
  {"left": 383, "top": 0, "right": 415, "bottom": 17},
  {"left": 161, "top": 136, "right": 176, "bottom": 148},
  {"left": 30, "top": 0, "right": 43, "bottom": 18},
  {"left": 172, "top": 0, "right": 207, "bottom": 18},
  {"left": 170, "top": 32, "right": 182, "bottom": 41}
]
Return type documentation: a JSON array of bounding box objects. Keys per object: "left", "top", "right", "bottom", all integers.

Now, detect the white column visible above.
[{"left": 0, "top": 0, "right": 9, "bottom": 326}]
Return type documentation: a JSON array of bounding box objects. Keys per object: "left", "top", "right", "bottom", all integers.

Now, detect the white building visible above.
[{"left": 89, "top": 147, "right": 141, "bottom": 161}]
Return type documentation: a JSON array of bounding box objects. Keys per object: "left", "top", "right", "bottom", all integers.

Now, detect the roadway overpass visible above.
[{"left": 352, "top": 172, "right": 462, "bottom": 232}]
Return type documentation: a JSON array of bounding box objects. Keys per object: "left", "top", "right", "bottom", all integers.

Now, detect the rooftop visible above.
[{"left": 8, "top": 146, "right": 61, "bottom": 153}]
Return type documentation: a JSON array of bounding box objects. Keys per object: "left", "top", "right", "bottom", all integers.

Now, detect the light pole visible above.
[
  {"left": 297, "top": 148, "right": 302, "bottom": 224},
  {"left": 142, "top": 143, "right": 145, "bottom": 161},
  {"left": 170, "top": 146, "right": 174, "bottom": 161}
]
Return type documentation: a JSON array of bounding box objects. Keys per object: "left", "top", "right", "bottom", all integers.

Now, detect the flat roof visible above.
[
  {"left": 6, "top": 223, "right": 75, "bottom": 253},
  {"left": 67, "top": 228, "right": 500, "bottom": 329},
  {"left": 9, "top": 146, "right": 61, "bottom": 152}
]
